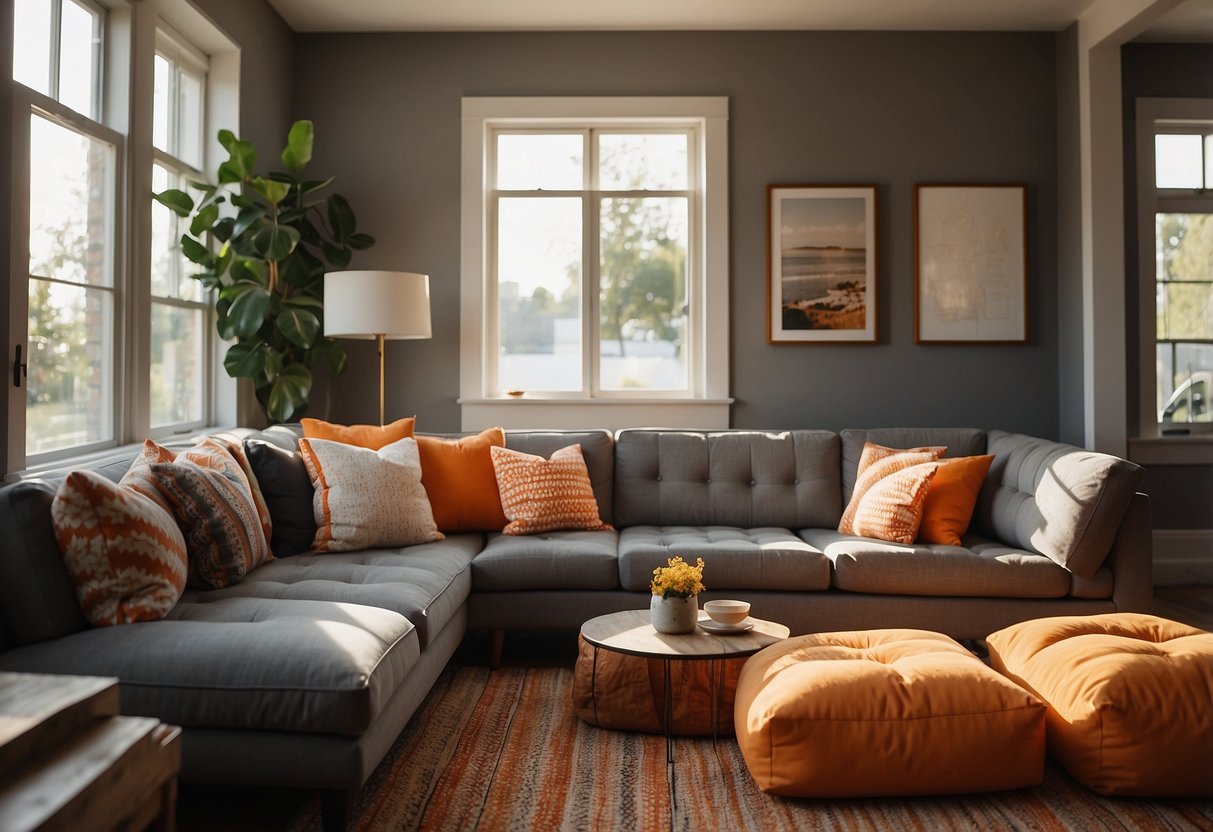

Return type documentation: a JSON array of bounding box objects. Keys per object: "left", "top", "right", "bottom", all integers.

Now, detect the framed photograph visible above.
[
  {"left": 914, "top": 184, "right": 1027, "bottom": 343},
  {"left": 767, "top": 185, "right": 878, "bottom": 343}
]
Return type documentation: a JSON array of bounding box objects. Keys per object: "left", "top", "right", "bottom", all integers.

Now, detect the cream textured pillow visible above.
[
  {"left": 299, "top": 436, "right": 444, "bottom": 552},
  {"left": 52, "top": 470, "right": 188, "bottom": 626},
  {"left": 838, "top": 442, "right": 945, "bottom": 535},
  {"left": 849, "top": 461, "right": 940, "bottom": 544},
  {"left": 490, "top": 444, "right": 612, "bottom": 535}
]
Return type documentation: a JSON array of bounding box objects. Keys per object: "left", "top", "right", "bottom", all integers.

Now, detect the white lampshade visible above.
[{"left": 324, "top": 270, "right": 432, "bottom": 339}]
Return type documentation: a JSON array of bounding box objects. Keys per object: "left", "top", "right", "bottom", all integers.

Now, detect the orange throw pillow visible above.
[
  {"left": 917, "top": 454, "right": 994, "bottom": 546},
  {"left": 839, "top": 442, "right": 945, "bottom": 536},
  {"left": 51, "top": 471, "right": 188, "bottom": 626},
  {"left": 490, "top": 444, "right": 612, "bottom": 535},
  {"left": 849, "top": 462, "right": 939, "bottom": 544},
  {"left": 416, "top": 428, "right": 509, "bottom": 532},
  {"left": 300, "top": 416, "right": 415, "bottom": 450}
]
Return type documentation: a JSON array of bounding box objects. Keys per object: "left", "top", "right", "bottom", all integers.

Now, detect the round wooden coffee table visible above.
[{"left": 580, "top": 609, "right": 789, "bottom": 803}]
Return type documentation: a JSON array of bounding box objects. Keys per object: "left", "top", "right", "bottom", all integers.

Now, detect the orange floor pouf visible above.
[
  {"left": 987, "top": 613, "right": 1213, "bottom": 797},
  {"left": 734, "top": 629, "right": 1046, "bottom": 797}
]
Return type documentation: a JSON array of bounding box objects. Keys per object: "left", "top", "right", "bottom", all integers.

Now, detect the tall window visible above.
[
  {"left": 1138, "top": 101, "right": 1213, "bottom": 433},
  {"left": 461, "top": 98, "right": 730, "bottom": 430},
  {"left": 14, "top": 0, "right": 119, "bottom": 458},
  {"left": 493, "top": 130, "right": 691, "bottom": 395},
  {"left": 150, "top": 30, "right": 208, "bottom": 429}
]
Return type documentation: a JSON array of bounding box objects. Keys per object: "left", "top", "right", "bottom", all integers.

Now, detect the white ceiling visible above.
[{"left": 265, "top": 0, "right": 1213, "bottom": 42}]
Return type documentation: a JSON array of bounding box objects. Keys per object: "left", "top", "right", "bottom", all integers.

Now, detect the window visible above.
[
  {"left": 8, "top": 1, "right": 237, "bottom": 472},
  {"left": 1136, "top": 100, "right": 1213, "bottom": 435},
  {"left": 461, "top": 98, "right": 730, "bottom": 430},
  {"left": 13, "top": 0, "right": 119, "bottom": 459},
  {"left": 150, "top": 30, "right": 209, "bottom": 430}
]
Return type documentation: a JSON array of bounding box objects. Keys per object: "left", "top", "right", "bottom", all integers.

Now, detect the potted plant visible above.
[
  {"left": 153, "top": 120, "right": 373, "bottom": 423},
  {"left": 649, "top": 556, "right": 706, "bottom": 634}
]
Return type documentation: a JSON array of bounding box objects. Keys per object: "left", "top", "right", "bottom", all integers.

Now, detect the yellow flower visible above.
[{"left": 650, "top": 556, "right": 706, "bottom": 598}]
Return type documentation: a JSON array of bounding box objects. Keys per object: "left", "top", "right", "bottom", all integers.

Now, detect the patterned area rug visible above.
[{"left": 289, "top": 666, "right": 1213, "bottom": 832}]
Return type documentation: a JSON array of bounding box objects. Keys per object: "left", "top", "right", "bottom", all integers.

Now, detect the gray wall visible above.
[
  {"left": 293, "top": 31, "right": 1060, "bottom": 436},
  {"left": 1056, "top": 24, "right": 1085, "bottom": 447},
  {"left": 192, "top": 0, "right": 295, "bottom": 165},
  {"left": 1122, "top": 42, "right": 1213, "bottom": 531}
]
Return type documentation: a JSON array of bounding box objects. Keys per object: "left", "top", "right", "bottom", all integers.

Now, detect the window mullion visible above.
[
  {"left": 585, "top": 128, "right": 597, "bottom": 398},
  {"left": 49, "top": 0, "right": 63, "bottom": 102}
]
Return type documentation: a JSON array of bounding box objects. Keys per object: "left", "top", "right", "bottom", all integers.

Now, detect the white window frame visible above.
[
  {"left": 460, "top": 97, "right": 731, "bottom": 431},
  {"left": 8, "top": 0, "right": 126, "bottom": 468},
  {"left": 148, "top": 24, "right": 211, "bottom": 436},
  {"left": 1134, "top": 97, "right": 1213, "bottom": 443},
  {"left": 7, "top": 0, "right": 241, "bottom": 476}
]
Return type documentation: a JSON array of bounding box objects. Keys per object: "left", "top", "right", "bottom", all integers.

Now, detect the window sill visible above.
[
  {"left": 458, "top": 397, "right": 733, "bottom": 431},
  {"left": 1128, "top": 435, "right": 1213, "bottom": 466},
  {"left": 9, "top": 425, "right": 239, "bottom": 483}
]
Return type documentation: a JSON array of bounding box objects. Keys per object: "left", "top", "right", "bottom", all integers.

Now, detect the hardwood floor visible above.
[
  {"left": 176, "top": 585, "right": 1213, "bottom": 832},
  {"left": 1153, "top": 583, "right": 1213, "bottom": 630}
]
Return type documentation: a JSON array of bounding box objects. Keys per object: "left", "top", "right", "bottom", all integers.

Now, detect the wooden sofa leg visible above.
[
  {"left": 320, "top": 789, "right": 353, "bottom": 832},
  {"left": 489, "top": 629, "right": 506, "bottom": 670}
]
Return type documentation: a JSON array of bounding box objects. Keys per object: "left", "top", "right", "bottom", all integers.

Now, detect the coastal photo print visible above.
[{"left": 768, "top": 185, "right": 878, "bottom": 343}]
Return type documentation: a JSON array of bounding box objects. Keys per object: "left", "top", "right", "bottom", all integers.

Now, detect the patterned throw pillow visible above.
[
  {"left": 51, "top": 470, "right": 188, "bottom": 626},
  {"left": 299, "top": 436, "right": 444, "bottom": 552},
  {"left": 416, "top": 428, "right": 509, "bottom": 532},
  {"left": 917, "top": 454, "right": 995, "bottom": 546},
  {"left": 848, "top": 462, "right": 940, "bottom": 544},
  {"left": 300, "top": 416, "right": 415, "bottom": 450},
  {"left": 122, "top": 439, "right": 273, "bottom": 589},
  {"left": 490, "top": 444, "right": 612, "bottom": 535},
  {"left": 838, "top": 442, "right": 946, "bottom": 535}
]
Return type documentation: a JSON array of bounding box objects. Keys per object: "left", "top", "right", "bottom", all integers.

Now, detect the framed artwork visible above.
[
  {"left": 767, "top": 185, "right": 878, "bottom": 343},
  {"left": 914, "top": 184, "right": 1027, "bottom": 344}
]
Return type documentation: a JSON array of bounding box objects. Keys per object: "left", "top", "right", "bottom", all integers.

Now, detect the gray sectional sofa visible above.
[{"left": 0, "top": 426, "right": 1151, "bottom": 826}]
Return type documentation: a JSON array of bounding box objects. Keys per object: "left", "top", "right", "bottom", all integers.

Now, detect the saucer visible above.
[{"left": 699, "top": 618, "right": 753, "bottom": 634}]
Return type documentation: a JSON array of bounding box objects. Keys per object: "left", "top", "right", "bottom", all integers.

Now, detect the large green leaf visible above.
[
  {"left": 309, "top": 337, "right": 348, "bottom": 376},
  {"left": 212, "top": 217, "right": 236, "bottom": 243},
  {"left": 266, "top": 363, "right": 312, "bottom": 424},
  {"left": 320, "top": 240, "right": 352, "bottom": 269},
  {"left": 224, "top": 283, "right": 273, "bottom": 337},
  {"left": 327, "top": 194, "right": 356, "bottom": 241},
  {"left": 180, "top": 236, "right": 214, "bottom": 266},
  {"left": 276, "top": 307, "right": 320, "bottom": 347},
  {"left": 346, "top": 232, "right": 375, "bottom": 251},
  {"left": 217, "top": 136, "right": 257, "bottom": 184},
  {"left": 282, "top": 295, "right": 324, "bottom": 310},
  {"left": 189, "top": 203, "right": 220, "bottom": 237},
  {"left": 231, "top": 258, "right": 267, "bottom": 285},
  {"left": 281, "top": 120, "right": 314, "bottom": 174},
  {"left": 300, "top": 177, "right": 334, "bottom": 196},
  {"left": 250, "top": 177, "right": 290, "bottom": 206},
  {"left": 230, "top": 205, "right": 268, "bottom": 242},
  {"left": 153, "top": 189, "right": 194, "bottom": 217},
  {"left": 223, "top": 341, "right": 268, "bottom": 378},
  {"left": 253, "top": 223, "right": 300, "bottom": 261}
]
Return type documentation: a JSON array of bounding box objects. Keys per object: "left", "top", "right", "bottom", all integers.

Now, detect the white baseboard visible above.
[{"left": 1153, "top": 530, "right": 1213, "bottom": 586}]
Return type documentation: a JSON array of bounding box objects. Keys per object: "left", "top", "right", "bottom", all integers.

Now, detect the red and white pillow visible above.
[{"left": 51, "top": 470, "right": 189, "bottom": 626}]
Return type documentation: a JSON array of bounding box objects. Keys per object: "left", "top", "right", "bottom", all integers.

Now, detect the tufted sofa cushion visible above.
[
  {"left": 618, "top": 526, "right": 830, "bottom": 591},
  {"left": 613, "top": 429, "right": 840, "bottom": 529},
  {"left": 975, "top": 432, "right": 1144, "bottom": 579}
]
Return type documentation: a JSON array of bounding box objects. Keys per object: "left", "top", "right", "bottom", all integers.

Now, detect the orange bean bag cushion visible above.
[
  {"left": 986, "top": 613, "right": 1213, "bottom": 797},
  {"left": 734, "top": 629, "right": 1046, "bottom": 797},
  {"left": 572, "top": 636, "right": 745, "bottom": 736}
]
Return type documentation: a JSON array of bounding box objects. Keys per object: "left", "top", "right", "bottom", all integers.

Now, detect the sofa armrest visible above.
[{"left": 1107, "top": 492, "right": 1153, "bottom": 613}]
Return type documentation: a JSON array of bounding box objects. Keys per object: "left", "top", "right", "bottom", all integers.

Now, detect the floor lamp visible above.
[{"left": 323, "top": 270, "right": 432, "bottom": 426}]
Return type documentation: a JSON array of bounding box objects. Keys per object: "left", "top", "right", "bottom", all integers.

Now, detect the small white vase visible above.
[{"left": 651, "top": 594, "right": 698, "bottom": 634}]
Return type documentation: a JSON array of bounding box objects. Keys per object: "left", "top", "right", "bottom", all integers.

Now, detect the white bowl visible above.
[{"left": 703, "top": 599, "right": 750, "bottom": 626}]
